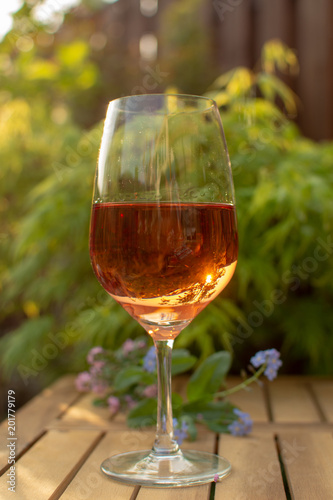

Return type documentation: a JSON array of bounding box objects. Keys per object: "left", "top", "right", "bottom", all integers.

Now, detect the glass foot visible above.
[{"left": 101, "top": 449, "right": 231, "bottom": 487}]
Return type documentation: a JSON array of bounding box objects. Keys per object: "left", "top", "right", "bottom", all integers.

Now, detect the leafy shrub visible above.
[{"left": 1, "top": 40, "right": 332, "bottom": 389}]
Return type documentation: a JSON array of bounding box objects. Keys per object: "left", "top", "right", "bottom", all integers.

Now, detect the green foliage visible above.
[
  {"left": 205, "top": 41, "right": 333, "bottom": 373},
  {"left": 0, "top": 31, "right": 333, "bottom": 387},
  {"left": 187, "top": 352, "right": 231, "bottom": 402},
  {"left": 81, "top": 342, "right": 238, "bottom": 435}
]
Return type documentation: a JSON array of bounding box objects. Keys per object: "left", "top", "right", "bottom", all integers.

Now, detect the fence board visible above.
[
  {"left": 296, "top": 0, "right": 333, "bottom": 139},
  {"left": 213, "top": 0, "right": 253, "bottom": 71},
  {"left": 254, "top": 0, "right": 294, "bottom": 53}
]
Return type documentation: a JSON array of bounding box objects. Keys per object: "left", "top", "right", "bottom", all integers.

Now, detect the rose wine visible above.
[{"left": 90, "top": 202, "right": 238, "bottom": 339}]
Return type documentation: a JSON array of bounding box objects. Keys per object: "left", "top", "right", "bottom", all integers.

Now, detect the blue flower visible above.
[
  {"left": 228, "top": 409, "right": 253, "bottom": 436},
  {"left": 250, "top": 349, "right": 282, "bottom": 381},
  {"left": 173, "top": 418, "right": 189, "bottom": 445},
  {"left": 143, "top": 346, "right": 156, "bottom": 373},
  {"left": 250, "top": 350, "right": 267, "bottom": 368}
]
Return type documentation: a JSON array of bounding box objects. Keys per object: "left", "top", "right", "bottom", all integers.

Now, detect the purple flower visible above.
[
  {"left": 91, "top": 379, "right": 108, "bottom": 395},
  {"left": 143, "top": 346, "right": 156, "bottom": 373},
  {"left": 107, "top": 396, "right": 120, "bottom": 415},
  {"left": 90, "top": 361, "right": 106, "bottom": 376},
  {"left": 143, "top": 384, "right": 158, "bottom": 398},
  {"left": 250, "top": 349, "right": 282, "bottom": 381},
  {"left": 122, "top": 339, "right": 136, "bottom": 355},
  {"left": 125, "top": 395, "right": 137, "bottom": 410},
  {"left": 173, "top": 418, "right": 189, "bottom": 445},
  {"left": 264, "top": 363, "right": 282, "bottom": 381},
  {"left": 214, "top": 474, "right": 219, "bottom": 483},
  {"left": 228, "top": 408, "right": 253, "bottom": 436},
  {"left": 137, "top": 340, "right": 146, "bottom": 349},
  {"left": 75, "top": 371, "right": 91, "bottom": 392},
  {"left": 87, "top": 346, "right": 104, "bottom": 365}
]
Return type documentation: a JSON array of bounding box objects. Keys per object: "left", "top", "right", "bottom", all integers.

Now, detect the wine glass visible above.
[{"left": 89, "top": 94, "right": 238, "bottom": 487}]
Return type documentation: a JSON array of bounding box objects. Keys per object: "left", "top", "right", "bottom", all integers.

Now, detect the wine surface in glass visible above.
[{"left": 90, "top": 202, "right": 238, "bottom": 339}]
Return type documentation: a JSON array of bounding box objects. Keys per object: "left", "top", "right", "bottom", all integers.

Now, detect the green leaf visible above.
[
  {"left": 172, "top": 392, "right": 184, "bottom": 414},
  {"left": 183, "top": 399, "right": 234, "bottom": 420},
  {"left": 187, "top": 351, "right": 232, "bottom": 402},
  {"left": 92, "top": 398, "right": 107, "bottom": 407},
  {"left": 113, "top": 367, "right": 154, "bottom": 391},
  {"left": 171, "top": 349, "right": 197, "bottom": 375},
  {"left": 127, "top": 398, "right": 157, "bottom": 428},
  {"left": 205, "top": 421, "right": 230, "bottom": 433},
  {"left": 256, "top": 73, "right": 298, "bottom": 115}
]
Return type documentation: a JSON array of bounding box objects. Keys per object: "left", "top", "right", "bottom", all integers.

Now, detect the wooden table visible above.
[{"left": 0, "top": 376, "right": 332, "bottom": 499}]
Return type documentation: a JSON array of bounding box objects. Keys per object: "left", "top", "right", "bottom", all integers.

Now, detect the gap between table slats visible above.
[
  {"left": 0, "top": 429, "right": 103, "bottom": 500},
  {"left": 0, "top": 375, "right": 81, "bottom": 475},
  {"left": 215, "top": 432, "right": 287, "bottom": 499},
  {"left": 277, "top": 431, "right": 333, "bottom": 500},
  {"left": 58, "top": 427, "right": 216, "bottom": 500},
  {"left": 267, "top": 378, "right": 323, "bottom": 423},
  {"left": 309, "top": 379, "right": 333, "bottom": 423}
]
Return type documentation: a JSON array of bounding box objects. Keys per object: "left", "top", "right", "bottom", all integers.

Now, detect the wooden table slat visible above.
[
  {"left": 310, "top": 380, "right": 333, "bottom": 423},
  {"left": 0, "top": 375, "right": 79, "bottom": 473},
  {"left": 0, "top": 429, "right": 102, "bottom": 500},
  {"left": 59, "top": 431, "right": 148, "bottom": 500},
  {"left": 136, "top": 430, "right": 215, "bottom": 500},
  {"left": 1, "top": 375, "right": 332, "bottom": 499},
  {"left": 56, "top": 393, "right": 121, "bottom": 429},
  {"left": 215, "top": 433, "right": 287, "bottom": 499},
  {"left": 278, "top": 431, "right": 333, "bottom": 500},
  {"left": 268, "top": 379, "right": 321, "bottom": 423},
  {"left": 226, "top": 377, "right": 269, "bottom": 423}
]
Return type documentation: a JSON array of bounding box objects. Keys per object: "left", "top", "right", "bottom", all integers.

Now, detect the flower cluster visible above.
[
  {"left": 228, "top": 409, "right": 253, "bottom": 436},
  {"left": 75, "top": 346, "right": 107, "bottom": 394},
  {"left": 75, "top": 342, "right": 282, "bottom": 443},
  {"left": 250, "top": 348, "right": 282, "bottom": 381},
  {"left": 75, "top": 338, "right": 154, "bottom": 414}
]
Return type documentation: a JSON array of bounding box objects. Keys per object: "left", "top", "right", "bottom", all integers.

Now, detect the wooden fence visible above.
[
  {"left": 210, "top": 0, "right": 333, "bottom": 141},
  {"left": 115, "top": 0, "right": 333, "bottom": 141}
]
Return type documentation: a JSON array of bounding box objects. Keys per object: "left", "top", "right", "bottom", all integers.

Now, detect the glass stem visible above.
[{"left": 152, "top": 339, "right": 179, "bottom": 455}]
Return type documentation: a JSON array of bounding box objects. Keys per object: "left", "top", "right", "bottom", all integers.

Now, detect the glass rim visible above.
[{"left": 107, "top": 93, "right": 217, "bottom": 114}]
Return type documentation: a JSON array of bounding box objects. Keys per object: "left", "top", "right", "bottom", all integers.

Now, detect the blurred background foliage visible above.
[{"left": 1, "top": 0, "right": 333, "bottom": 401}]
